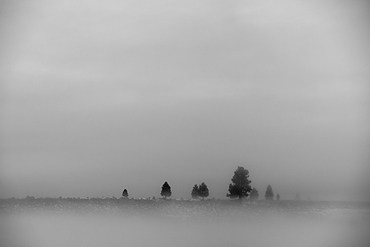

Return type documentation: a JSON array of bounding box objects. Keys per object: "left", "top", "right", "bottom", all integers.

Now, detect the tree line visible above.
[{"left": 122, "top": 166, "right": 281, "bottom": 201}]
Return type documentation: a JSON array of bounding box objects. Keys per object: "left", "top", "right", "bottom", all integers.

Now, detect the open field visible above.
[{"left": 1, "top": 198, "right": 369, "bottom": 247}]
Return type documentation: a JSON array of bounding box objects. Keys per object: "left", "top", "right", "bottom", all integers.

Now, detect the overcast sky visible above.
[{"left": 0, "top": 0, "right": 369, "bottom": 201}]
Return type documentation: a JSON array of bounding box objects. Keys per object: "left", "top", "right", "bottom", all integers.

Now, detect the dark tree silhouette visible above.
[
  {"left": 227, "top": 166, "right": 252, "bottom": 200},
  {"left": 249, "top": 187, "right": 259, "bottom": 201},
  {"left": 265, "top": 184, "right": 274, "bottom": 200},
  {"left": 122, "top": 189, "right": 129, "bottom": 198},
  {"left": 161, "top": 181, "right": 172, "bottom": 199},
  {"left": 276, "top": 193, "right": 280, "bottom": 200},
  {"left": 191, "top": 184, "right": 199, "bottom": 199},
  {"left": 198, "top": 182, "right": 209, "bottom": 200}
]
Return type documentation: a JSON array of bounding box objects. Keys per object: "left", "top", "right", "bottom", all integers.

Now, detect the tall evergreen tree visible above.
[
  {"left": 227, "top": 166, "right": 252, "bottom": 200},
  {"left": 249, "top": 187, "right": 259, "bottom": 201},
  {"left": 191, "top": 184, "right": 199, "bottom": 199},
  {"left": 122, "top": 189, "right": 129, "bottom": 198},
  {"left": 198, "top": 182, "right": 209, "bottom": 200},
  {"left": 161, "top": 181, "right": 172, "bottom": 199},
  {"left": 265, "top": 184, "right": 274, "bottom": 200}
]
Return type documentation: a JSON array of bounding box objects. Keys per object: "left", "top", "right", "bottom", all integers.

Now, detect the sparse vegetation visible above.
[{"left": 1, "top": 197, "right": 368, "bottom": 247}]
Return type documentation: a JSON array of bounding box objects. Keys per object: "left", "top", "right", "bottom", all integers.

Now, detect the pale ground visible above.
[{"left": 1, "top": 201, "right": 369, "bottom": 247}]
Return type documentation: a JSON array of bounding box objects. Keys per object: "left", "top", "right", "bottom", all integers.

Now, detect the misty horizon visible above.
[{"left": 1, "top": 0, "right": 369, "bottom": 202}]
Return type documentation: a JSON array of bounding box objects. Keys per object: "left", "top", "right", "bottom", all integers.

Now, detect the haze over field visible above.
[
  {"left": 1, "top": 199, "right": 370, "bottom": 247},
  {"left": 0, "top": 0, "right": 369, "bottom": 201}
]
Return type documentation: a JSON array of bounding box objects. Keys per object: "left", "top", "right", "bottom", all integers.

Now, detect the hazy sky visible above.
[{"left": 1, "top": 0, "right": 369, "bottom": 201}]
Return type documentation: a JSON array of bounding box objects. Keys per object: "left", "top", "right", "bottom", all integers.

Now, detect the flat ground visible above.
[{"left": 1, "top": 199, "right": 369, "bottom": 247}]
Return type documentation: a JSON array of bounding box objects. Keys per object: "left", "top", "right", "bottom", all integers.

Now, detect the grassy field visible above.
[{"left": 1, "top": 198, "right": 369, "bottom": 247}]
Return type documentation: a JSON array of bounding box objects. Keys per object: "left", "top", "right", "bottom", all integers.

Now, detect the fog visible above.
[
  {"left": 1, "top": 1, "right": 370, "bottom": 246},
  {"left": 1, "top": 1, "right": 369, "bottom": 201},
  {"left": 1, "top": 201, "right": 369, "bottom": 247}
]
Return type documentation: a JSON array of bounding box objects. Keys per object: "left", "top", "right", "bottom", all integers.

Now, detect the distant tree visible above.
[
  {"left": 198, "top": 182, "right": 209, "bottom": 200},
  {"left": 227, "top": 166, "right": 252, "bottom": 200},
  {"left": 122, "top": 189, "right": 129, "bottom": 198},
  {"left": 249, "top": 187, "right": 259, "bottom": 201},
  {"left": 276, "top": 193, "right": 280, "bottom": 201},
  {"left": 161, "top": 181, "right": 172, "bottom": 199},
  {"left": 265, "top": 185, "right": 274, "bottom": 200},
  {"left": 295, "top": 193, "right": 301, "bottom": 201},
  {"left": 191, "top": 184, "right": 199, "bottom": 199}
]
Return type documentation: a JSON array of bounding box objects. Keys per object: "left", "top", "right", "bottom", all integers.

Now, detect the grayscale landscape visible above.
[
  {"left": 0, "top": 0, "right": 369, "bottom": 246},
  {"left": 1, "top": 198, "right": 370, "bottom": 247}
]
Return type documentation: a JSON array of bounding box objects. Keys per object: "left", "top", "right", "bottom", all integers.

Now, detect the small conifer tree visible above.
[
  {"left": 265, "top": 184, "right": 274, "bottom": 200},
  {"left": 161, "top": 181, "right": 172, "bottom": 199},
  {"left": 198, "top": 182, "right": 209, "bottom": 200},
  {"left": 122, "top": 189, "right": 128, "bottom": 198},
  {"left": 191, "top": 184, "right": 199, "bottom": 199}
]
